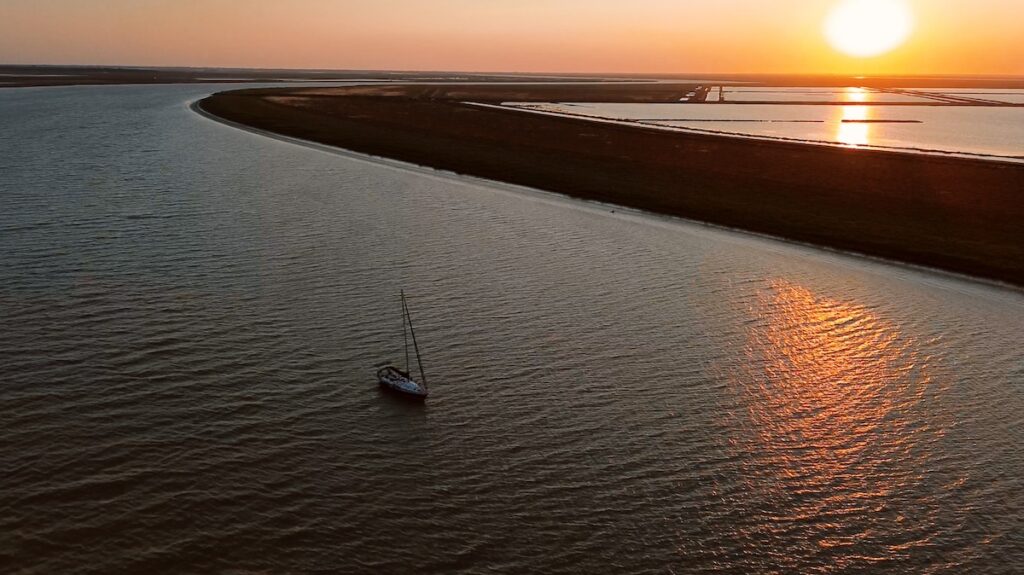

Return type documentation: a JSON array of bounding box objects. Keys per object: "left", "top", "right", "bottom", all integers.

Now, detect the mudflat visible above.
[{"left": 198, "top": 84, "right": 1024, "bottom": 287}]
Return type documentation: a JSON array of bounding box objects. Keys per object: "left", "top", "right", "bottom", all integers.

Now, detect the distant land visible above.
[
  {"left": 3, "top": 64, "right": 1024, "bottom": 89},
  {"left": 0, "top": 64, "right": 606, "bottom": 87}
]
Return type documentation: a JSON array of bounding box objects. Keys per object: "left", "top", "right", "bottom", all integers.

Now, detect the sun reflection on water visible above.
[
  {"left": 712, "top": 279, "right": 956, "bottom": 566},
  {"left": 742, "top": 281, "right": 929, "bottom": 450},
  {"left": 837, "top": 88, "right": 871, "bottom": 146}
]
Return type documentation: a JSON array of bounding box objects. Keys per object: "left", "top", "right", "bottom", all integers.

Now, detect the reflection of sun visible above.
[
  {"left": 716, "top": 280, "right": 948, "bottom": 546},
  {"left": 837, "top": 89, "right": 871, "bottom": 146},
  {"left": 845, "top": 87, "right": 868, "bottom": 103},
  {"left": 825, "top": 0, "right": 914, "bottom": 58}
]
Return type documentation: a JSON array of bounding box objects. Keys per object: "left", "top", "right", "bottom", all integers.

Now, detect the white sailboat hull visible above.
[{"left": 377, "top": 366, "right": 429, "bottom": 399}]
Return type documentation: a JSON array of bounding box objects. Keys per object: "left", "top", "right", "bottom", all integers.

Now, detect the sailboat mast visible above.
[
  {"left": 402, "top": 294, "right": 428, "bottom": 389},
  {"left": 401, "top": 290, "right": 409, "bottom": 374}
]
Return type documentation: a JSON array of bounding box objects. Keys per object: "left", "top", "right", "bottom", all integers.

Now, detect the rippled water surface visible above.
[{"left": 2, "top": 85, "right": 1023, "bottom": 574}]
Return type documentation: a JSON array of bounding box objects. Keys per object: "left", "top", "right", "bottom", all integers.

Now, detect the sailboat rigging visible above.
[{"left": 377, "top": 290, "right": 429, "bottom": 399}]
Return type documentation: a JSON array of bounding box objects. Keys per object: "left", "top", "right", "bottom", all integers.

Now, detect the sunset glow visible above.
[
  {"left": 825, "top": 0, "right": 914, "bottom": 58},
  {"left": 0, "top": 0, "right": 1021, "bottom": 75}
]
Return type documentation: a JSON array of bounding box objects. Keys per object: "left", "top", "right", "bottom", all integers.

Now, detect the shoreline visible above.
[
  {"left": 470, "top": 102, "right": 1024, "bottom": 164},
  {"left": 196, "top": 85, "right": 1024, "bottom": 287},
  {"left": 190, "top": 99, "right": 1024, "bottom": 294}
]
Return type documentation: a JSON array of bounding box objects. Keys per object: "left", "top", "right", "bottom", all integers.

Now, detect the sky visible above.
[{"left": 1, "top": 0, "right": 1021, "bottom": 75}]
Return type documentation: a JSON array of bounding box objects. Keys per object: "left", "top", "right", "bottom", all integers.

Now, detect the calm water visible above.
[
  {"left": 2, "top": 85, "right": 1023, "bottom": 574},
  {"left": 720, "top": 87, "right": 936, "bottom": 103},
  {"left": 512, "top": 99, "right": 1024, "bottom": 160}
]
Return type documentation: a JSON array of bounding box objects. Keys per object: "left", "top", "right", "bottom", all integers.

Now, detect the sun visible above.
[{"left": 825, "top": 0, "right": 914, "bottom": 58}]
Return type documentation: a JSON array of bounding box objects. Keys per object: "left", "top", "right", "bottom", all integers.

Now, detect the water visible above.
[
  {"left": 509, "top": 100, "right": 1024, "bottom": 160},
  {"left": 917, "top": 89, "right": 1024, "bottom": 104},
  {"left": 721, "top": 87, "right": 936, "bottom": 103},
  {"left": 2, "top": 84, "right": 1023, "bottom": 574}
]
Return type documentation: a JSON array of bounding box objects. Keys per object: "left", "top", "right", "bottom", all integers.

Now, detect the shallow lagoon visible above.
[{"left": 509, "top": 100, "right": 1024, "bottom": 160}]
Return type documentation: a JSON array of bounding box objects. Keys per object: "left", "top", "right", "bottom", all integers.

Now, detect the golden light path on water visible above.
[
  {"left": 706, "top": 279, "right": 964, "bottom": 569},
  {"left": 837, "top": 88, "right": 871, "bottom": 146}
]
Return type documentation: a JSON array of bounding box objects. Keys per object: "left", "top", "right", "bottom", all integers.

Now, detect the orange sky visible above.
[{"left": 1, "top": 0, "right": 1021, "bottom": 75}]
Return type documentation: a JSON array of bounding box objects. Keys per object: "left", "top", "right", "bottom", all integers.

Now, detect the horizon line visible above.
[{"left": 3, "top": 62, "right": 1024, "bottom": 80}]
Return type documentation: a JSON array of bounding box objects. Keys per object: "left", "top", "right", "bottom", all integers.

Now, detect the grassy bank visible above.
[{"left": 198, "top": 85, "right": 1024, "bottom": 287}]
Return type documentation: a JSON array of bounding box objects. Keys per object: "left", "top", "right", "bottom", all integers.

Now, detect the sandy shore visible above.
[{"left": 198, "top": 85, "right": 1024, "bottom": 287}]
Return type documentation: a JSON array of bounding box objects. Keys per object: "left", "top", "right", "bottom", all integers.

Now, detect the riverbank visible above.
[{"left": 198, "top": 85, "right": 1024, "bottom": 287}]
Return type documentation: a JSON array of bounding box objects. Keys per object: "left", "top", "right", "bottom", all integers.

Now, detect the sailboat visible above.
[{"left": 376, "top": 290, "right": 429, "bottom": 400}]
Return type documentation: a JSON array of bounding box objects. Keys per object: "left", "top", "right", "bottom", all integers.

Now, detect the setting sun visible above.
[{"left": 825, "top": 0, "right": 914, "bottom": 58}]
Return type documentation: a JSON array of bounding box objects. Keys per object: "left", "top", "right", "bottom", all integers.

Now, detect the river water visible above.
[{"left": 1, "top": 85, "right": 1022, "bottom": 574}]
